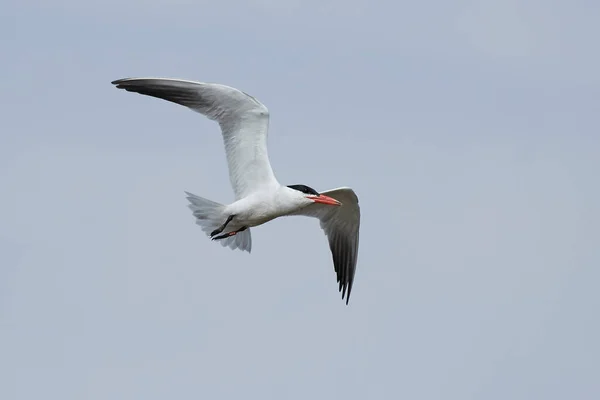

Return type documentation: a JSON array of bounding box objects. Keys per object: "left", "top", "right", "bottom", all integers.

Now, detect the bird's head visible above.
[{"left": 286, "top": 184, "right": 342, "bottom": 206}]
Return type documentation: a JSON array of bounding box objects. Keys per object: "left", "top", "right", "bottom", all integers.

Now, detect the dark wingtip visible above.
[
  {"left": 343, "top": 289, "right": 351, "bottom": 305},
  {"left": 340, "top": 282, "right": 352, "bottom": 305},
  {"left": 111, "top": 78, "right": 132, "bottom": 87},
  {"left": 340, "top": 279, "right": 354, "bottom": 305}
]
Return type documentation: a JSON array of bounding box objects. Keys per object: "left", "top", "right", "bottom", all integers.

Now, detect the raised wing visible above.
[
  {"left": 293, "top": 187, "right": 360, "bottom": 304},
  {"left": 112, "top": 77, "right": 279, "bottom": 199}
]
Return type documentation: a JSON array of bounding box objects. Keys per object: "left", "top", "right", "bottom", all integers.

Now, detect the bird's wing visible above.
[
  {"left": 291, "top": 187, "right": 360, "bottom": 304},
  {"left": 112, "top": 77, "right": 278, "bottom": 199}
]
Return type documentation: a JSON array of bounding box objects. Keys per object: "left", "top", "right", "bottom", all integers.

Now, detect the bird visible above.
[{"left": 111, "top": 77, "right": 361, "bottom": 304}]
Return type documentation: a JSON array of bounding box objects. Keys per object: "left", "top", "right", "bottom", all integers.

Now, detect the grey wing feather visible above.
[
  {"left": 111, "top": 77, "right": 278, "bottom": 199},
  {"left": 293, "top": 187, "right": 361, "bottom": 304}
]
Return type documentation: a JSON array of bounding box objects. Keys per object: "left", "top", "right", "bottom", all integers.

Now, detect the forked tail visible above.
[{"left": 185, "top": 192, "right": 252, "bottom": 253}]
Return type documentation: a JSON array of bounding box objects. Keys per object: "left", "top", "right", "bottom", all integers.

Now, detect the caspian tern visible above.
[{"left": 112, "top": 77, "right": 361, "bottom": 303}]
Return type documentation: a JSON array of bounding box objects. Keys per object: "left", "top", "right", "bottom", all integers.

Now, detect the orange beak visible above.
[{"left": 307, "top": 194, "right": 342, "bottom": 206}]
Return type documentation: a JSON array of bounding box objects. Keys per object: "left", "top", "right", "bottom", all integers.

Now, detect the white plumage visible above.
[{"left": 112, "top": 77, "right": 361, "bottom": 303}]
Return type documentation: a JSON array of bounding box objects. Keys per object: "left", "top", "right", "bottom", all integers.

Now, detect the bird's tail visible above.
[{"left": 185, "top": 191, "right": 252, "bottom": 253}]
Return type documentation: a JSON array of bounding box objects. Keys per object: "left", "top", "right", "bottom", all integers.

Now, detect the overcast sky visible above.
[{"left": 1, "top": 1, "right": 599, "bottom": 399}]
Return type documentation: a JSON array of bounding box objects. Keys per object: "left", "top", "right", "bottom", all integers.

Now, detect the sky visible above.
[{"left": 1, "top": 1, "right": 599, "bottom": 399}]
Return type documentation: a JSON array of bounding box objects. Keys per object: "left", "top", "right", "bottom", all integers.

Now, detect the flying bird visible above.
[{"left": 112, "top": 77, "right": 361, "bottom": 303}]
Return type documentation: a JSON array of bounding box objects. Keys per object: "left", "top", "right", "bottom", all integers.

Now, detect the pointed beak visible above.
[{"left": 307, "top": 194, "right": 342, "bottom": 206}]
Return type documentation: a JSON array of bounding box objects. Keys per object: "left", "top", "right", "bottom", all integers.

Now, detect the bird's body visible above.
[
  {"left": 215, "top": 186, "right": 309, "bottom": 229},
  {"left": 112, "top": 77, "right": 361, "bottom": 303}
]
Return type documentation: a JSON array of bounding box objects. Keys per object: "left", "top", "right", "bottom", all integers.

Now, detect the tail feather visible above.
[
  {"left": 185, "top": 191, "right": 252, "bottom": 253},
  {"left": 215, "top": 229, "right": 252, "bottom": 253},
  {"left": 185, "top": 191, "right": 225, "bottom": 235}
]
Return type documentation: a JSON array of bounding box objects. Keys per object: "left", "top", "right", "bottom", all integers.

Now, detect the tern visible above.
[{"left": 112, "top": 77, "right": 361, "bottom": 303}]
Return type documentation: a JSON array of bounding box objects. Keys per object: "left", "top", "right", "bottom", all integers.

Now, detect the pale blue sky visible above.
[{"left": 1, "top": 1, "right": 599, "bottom": 399}]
